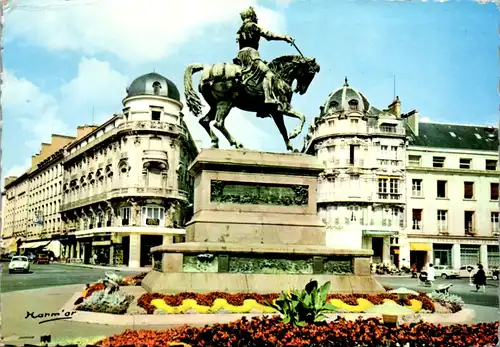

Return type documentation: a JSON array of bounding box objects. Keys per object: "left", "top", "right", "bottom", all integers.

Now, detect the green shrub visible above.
[{"left": 266, "top": 279, "right": 337, "bottom": 327}]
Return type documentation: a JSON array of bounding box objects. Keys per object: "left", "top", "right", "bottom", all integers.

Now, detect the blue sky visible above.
[{"left": 2, "top": 0, "right": 499, "bottom": 181}]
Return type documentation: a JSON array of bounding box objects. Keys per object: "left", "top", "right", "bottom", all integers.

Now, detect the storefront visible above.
[
  {"left": 460, "top": 245, "right": 480, "bottom": 267},
  {"left": 487, "top": 245, "right": 499, "bottom": 268},
  {"left": 433, "top": 243, "right": 452, "bottom": 266},
  {"left": 409, "top": 242, "right": 432, "bottom": 271},
  {"left": 19, "top": 239, "right": 61, "bottom": 257}
]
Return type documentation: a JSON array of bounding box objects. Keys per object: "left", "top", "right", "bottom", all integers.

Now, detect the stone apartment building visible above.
[
  {"left": 399, "top": 116, "right": 499, "bottom": 271},
  {"left": 303, "top": 79, "right": 408, "bottom": 267},
  {"left": 303, "top": 79, "right": 499, "bottom": 271},
  {"left": 2, "top": 72, "right": 198, "bottom": 267}
]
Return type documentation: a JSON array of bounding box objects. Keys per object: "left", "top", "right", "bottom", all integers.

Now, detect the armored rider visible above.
[{"left": 234, "top": 7, "right": 294, "bottom": 108}]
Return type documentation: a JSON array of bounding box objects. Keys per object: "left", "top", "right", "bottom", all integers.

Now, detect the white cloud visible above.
[
  {"left": 5, "top": 0, "right": 287, "bottom": 64},
  {"left": 420, "top": 116, "right": 432, "bottom": 122},
  {"left": 4, "top": 158, "right": 31, "bottom": 178},
  {"left": 2, "top": 58, "right": 129, "bottom": 174}
]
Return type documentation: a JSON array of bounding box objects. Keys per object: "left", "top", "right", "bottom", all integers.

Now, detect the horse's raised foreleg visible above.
[
  {"left": 213, "top": 102, "right": 244, "bottom": 149},
  {"left": 199, "top": 107, "right": 219, "bottom": 148},
  {"left": 283, "top": 107, "right": 306, "bottom": 140},
  {"left": 271, "top": 111, "right": 297, "bottom": 152}
]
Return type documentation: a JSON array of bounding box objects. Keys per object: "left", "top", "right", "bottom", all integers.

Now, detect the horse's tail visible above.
[{"left": 184, "top": 63, "right": 204, "bottom": 117}]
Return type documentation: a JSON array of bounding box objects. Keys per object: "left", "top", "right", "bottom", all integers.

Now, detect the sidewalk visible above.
[{"left": 54, "top": 261, "right": 151, "bottom": 273}]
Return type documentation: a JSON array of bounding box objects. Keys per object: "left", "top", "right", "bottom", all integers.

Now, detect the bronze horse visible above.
[{"left": 184, "top": 55, "right": 320, "bottom": 152}]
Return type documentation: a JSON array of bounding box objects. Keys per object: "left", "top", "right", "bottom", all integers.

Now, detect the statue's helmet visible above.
[{"left": 240, "top": 7, "right": 258, "bottom": 22}]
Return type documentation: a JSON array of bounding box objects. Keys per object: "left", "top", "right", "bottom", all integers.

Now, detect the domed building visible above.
[
  {"left": 303, "top": 78, "right": 407, "bottom": 268},
  {"left": 58, "top": 72, "right": 198, "bottom": 268}
]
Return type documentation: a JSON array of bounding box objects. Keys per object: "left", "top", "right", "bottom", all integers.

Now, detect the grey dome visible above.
[
  {"left": 323, "top": 78, "right": 371, "bottom": 113},
  {"left": 126, "top": 72, "right": 180, "bottom": 101}
]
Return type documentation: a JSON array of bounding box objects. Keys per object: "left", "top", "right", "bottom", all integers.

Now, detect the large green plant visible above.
[{"left": 267, "top": 280, "right": 337, "bottom": 326}]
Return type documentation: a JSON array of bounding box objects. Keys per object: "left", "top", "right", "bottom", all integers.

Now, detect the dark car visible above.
[{"left": 34, "top": 254, "right": 50, "bottom": 264}]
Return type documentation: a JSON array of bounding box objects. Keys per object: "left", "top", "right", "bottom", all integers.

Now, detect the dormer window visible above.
[
  {"left": 329, "top": 100, "right": 339, "bottom": 110},
  {"left": 348, "top": 99, "right": 359, "bottom": 110},
  {"left": 152, "top": 81, "right": 161, "bottom": 95}
]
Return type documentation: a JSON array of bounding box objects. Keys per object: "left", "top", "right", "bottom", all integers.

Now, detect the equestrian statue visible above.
[{"left": 184, "top": 7, "right": 320, "bottom": 152}]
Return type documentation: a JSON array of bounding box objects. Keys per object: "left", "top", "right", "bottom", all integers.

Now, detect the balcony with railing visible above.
[
  {"left": 437, "top": 222, "right": 449, "bottom": 235},
  {"left": 61, "top": 186, "right": 188, "bottom": 211},
  {"left": 369, "top": 125, "right": 406, "bottom": 136},
  {"left": 376, "top": 192, "right": 402, "bottom": 202}
]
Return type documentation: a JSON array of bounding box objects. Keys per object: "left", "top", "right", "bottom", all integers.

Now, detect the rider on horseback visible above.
[{"left": 234, "top": 7, "right": 294, "bottom": 110}]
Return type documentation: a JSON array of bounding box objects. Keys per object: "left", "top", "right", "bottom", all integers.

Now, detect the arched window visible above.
[
  {"left": 329, "top": 100, "right": 339, "bottom": 110},
  {"left": 152, "top": 81, "right": 162, "bottom": 95},
  {"left": 348, "top": 99, "right": 359, "bottom": 110}
]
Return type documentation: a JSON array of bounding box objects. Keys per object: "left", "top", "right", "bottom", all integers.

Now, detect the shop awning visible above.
[
  {"left": 410, "top": 242, "right": 432, "bottom": 251},
  {"left": 362, "top": 230, "right": 396, "bottom": 236},
  {"left": 19, "top": 241, "right": 51, "bottom": 249}
]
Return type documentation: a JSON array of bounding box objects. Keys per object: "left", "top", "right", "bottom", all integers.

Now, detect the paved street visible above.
[
  {"left": 0, "top": 262, "right": 144, "bottom": 293},
  {"left": 376, "top": 275, "right": 499, "bottom": 307}
]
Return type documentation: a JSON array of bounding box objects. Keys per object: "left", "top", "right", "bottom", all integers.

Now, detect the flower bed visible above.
[
  {"left": 96, "top": 316, "right": 499, "bottom": 347},
  {"left": 137, "top": 291, "right": 435, "bottom": 315}
]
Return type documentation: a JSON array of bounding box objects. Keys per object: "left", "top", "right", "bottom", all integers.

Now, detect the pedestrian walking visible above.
[
  {"left": 411, "top": 263, "right": 417, "bottom": 278},
  {"left": 92, "top": 252, "right": 98, "bottom": 265},
  {"left": 427, "top": 263, "right": 435, "bottom": 287},
  {"left": 473, "top": 263, "right": 486, "bottom": 292}
]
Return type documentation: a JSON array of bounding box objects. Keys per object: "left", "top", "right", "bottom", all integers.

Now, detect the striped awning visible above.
[{"left": 410, "top": 242, "right": 432, "bottom": 251}]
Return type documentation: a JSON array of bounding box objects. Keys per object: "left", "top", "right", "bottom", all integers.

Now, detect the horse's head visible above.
[
  {"left": 269, "top": 55, "right": 320, "bottom": 95},
  {"left": 293, "top": 57, "right": 320, "bottom": 95}
]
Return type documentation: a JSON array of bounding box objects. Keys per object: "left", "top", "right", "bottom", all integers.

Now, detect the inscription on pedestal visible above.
[{"left": 210, "top": 180, "right": 309, "bottom": 206}]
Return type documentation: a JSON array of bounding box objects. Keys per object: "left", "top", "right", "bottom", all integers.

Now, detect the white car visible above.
[
  {"left": 8, "top": 256, "right": 30, "bottom": 274},
  {"left": 458, "top": 265, "right": 492, "bottom": 279},
  {"left": 433, "top": 265, "right": 460, "bottom": 279}
]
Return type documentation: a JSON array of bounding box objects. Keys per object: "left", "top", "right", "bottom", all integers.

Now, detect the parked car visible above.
[
  {"left": 9, "top": 256, "right": 30, "bottom": 273},
  {"left": 34, "top": 254, "right": 50, "bottom": 264},
  {"left": 492, "top": 269, "right": 499, "bottom": 281},
  {"left": 433, "top": 265, "right": 460, "bottom": 279},
  {"left": 458, "top": 265, "right": 493, "bottom": 279}
]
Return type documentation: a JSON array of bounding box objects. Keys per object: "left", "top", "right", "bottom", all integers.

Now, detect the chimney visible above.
[
  {"left": 387, "top": 96, "right": 401, "bottom": 117},
  {"left": 31, "top": 154, "right": 40, "bottom": 167},
  {"left": 76, "top": 125, "right": 99, "bottom": 140},
  {"left": 402, "top": 109, "right": 419, "bottom": 136}
]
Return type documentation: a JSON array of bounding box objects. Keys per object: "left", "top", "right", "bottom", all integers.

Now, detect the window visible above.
[
  {"left": 463, "top": 182, "right": 474, "bottom": 199},
  {"left": 408, "top": 155, "right": 421, "bottom": 166},
  {"left": 491, "top": 183, "right": 499, "bottom": 200},
  {"left": 152, "top": 81, "right": 161, "bottom": 95},
  {"left": 486, "top": 160, "right": 497, "bottom": 171},
  {"left": 349, "top": 175, "right": 360, "bottom": 190},
  {"left": 349, "top": 145, "right": 359, "bottom": 165},
  {"left": 151, "top": 110, "right": 161, "bottom": 121},
  {"left": 351, "top": 119, "right": 359, "bottom": 124},
  {"left": 141, "top": 206, "right": 165, "bottom": 226},
  {"left": 412, "top": 209, "right": 422, "bottom": 230},
  {"left": 390, "top": 146, "right": 398, "bottom": 159},
  {"left": 348, "top": 99, "right": 359, "bottom": 110},
  {"left": 120, "top": 207, "right": 130, "bottom": 226},
  {"left": 412, "top": 179, "right": 423, "bottom": 197},
  {"left": 378, "top": 179, "right": 387, "bottom": 194},
  {"left": 389, "top": 179, "right": 399, "bottom": 194},
  {"left": 491, "top": 212, "right": 499, "bottom": 234},
  {"left": 437, "top": 210, "right": 447, "bottom": 232},
  {"left": 432, "top": 156, "right": 445, "bottom": 168},
  {"left": 381, "top": 145, "right": 388, "bottom": 158},
  {"left": 464, "top": 211, "right": 475, "bottom": 234},
  {"left": 436, "top": 180, "right": 447, "bottom": 198},
  {"left": 348, "top": 205, "right": 359, "bottom": 222},
  {"left": 459, "top": 158, "right": 471, "bottom": 169}
]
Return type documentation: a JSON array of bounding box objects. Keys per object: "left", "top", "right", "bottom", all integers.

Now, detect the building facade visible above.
[
  {"left": 303, "top": 79, "right": 499, "bottom": 271},
  {"left": 303, "top": 79, "right": 408, "bottom": 267},
  {"left": 399, "top": 116, "right": 499, "bottom": 271},
  {"left": 1, "top": 72, "right": 198, "bottom": 267}
]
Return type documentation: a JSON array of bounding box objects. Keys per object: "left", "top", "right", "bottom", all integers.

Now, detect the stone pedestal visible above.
[{"left": 144, "top": 149, "right": 383, "bottom": 294}]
